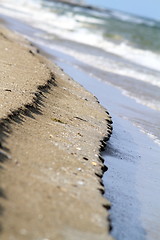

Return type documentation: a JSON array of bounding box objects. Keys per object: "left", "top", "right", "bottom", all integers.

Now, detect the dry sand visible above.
[{"left": 0, "top": 26, "right": 113, "bottom": 240}]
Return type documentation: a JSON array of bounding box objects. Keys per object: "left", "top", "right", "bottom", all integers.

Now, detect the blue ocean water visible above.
[
  {"left": 0, "top": 1, "right": 160, "bottom": 240},
  {"left": 1, "top": 0, "right": 159, "bottom": 112}
]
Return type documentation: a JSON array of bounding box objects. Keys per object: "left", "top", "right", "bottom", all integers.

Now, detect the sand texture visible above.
[{"left": 0, "top": 26, "right": 113, "bottom": 240}]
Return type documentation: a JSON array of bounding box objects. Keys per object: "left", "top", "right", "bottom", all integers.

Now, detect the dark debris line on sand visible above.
[{"left": 0, "top": 26, "right": 113, "bottom": 240}]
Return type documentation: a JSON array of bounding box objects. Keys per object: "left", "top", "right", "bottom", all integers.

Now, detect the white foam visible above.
[
  {"left": 33, "top": 40, "right": 160, "bottom": 88},
  {"left": 136, "top": 124, "right": 160, "bottom": 146},
  {"left": 2, "top": 0, "right": 160, "bottom": 73},
  {"left": 121, "top": 90, "right": 160, "bottom": 111},
  {"left": 100, "top": 40, "right": 160, "bottom": 72},
  {"left": 0, "top": 0, "right": 160, "bottom": 97},
  {"left": 75, "top": 14, "right": 105, "bottom": 24},
  {"left": 121, "top": 115, "right": 160, "bottom": 146}
]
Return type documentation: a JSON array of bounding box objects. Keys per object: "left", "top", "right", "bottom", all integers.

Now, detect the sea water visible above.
[
  {"left": 0, "top": 1, "right": 160, "bottom": 239},
  {"left": 0, "top": 0, "right": 160, "bottom": 112}
]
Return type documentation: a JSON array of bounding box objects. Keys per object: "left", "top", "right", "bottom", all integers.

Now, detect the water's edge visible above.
[{"left": 1, "top": 14, "right": 160, "bottom": 240}]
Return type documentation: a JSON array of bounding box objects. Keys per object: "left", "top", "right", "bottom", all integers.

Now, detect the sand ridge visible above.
[{"left": 0, "top": 26, "right": 113, "bottom": 240}]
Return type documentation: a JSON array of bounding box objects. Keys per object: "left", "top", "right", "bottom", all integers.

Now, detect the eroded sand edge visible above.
[{"left": 0, "top": 26, "right": 113, "bottom": 240}]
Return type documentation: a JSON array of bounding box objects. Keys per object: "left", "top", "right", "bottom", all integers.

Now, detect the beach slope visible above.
[{"left": 0, "top": 26, "right": 112, "bottom": 240}]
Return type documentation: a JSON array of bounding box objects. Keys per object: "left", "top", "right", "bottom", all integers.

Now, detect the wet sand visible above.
[
  {"left": 1, "top": 12, "right": 160, "bottom": 240},
  {"left": 0, "top": 26, "right": 113, "bottom": 239},
  {"left": 53, "top": 56, "right": 160, "bottom": 240}
]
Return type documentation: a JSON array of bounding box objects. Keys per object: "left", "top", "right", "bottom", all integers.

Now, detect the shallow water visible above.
[
  {"left": 0, "top": 0, "right": 160, "bottom": 113},
  {"left": 1, "top": 2, "right": 160, "bottom": 240},
  {"left": 53, "top": 55, "right": 160, "bottom": 240},
  {"left": 52, "top": 52, "right": 160, "bottom": 240}
]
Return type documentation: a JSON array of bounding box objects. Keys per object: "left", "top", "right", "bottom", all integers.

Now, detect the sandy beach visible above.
[
  {"left": 0, "top": 25, "right": 113, "bottom": 239},
  {"left": 1, "top": 0, "right": 160, "bottom": 239}
]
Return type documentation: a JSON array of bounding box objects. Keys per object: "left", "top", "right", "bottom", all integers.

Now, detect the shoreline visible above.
[
  {"left": 0, "top": 25, "right": 113, "bottom": 239},
  {"left": 1, "top": 9, "right": 160, "bottom": 239}
]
